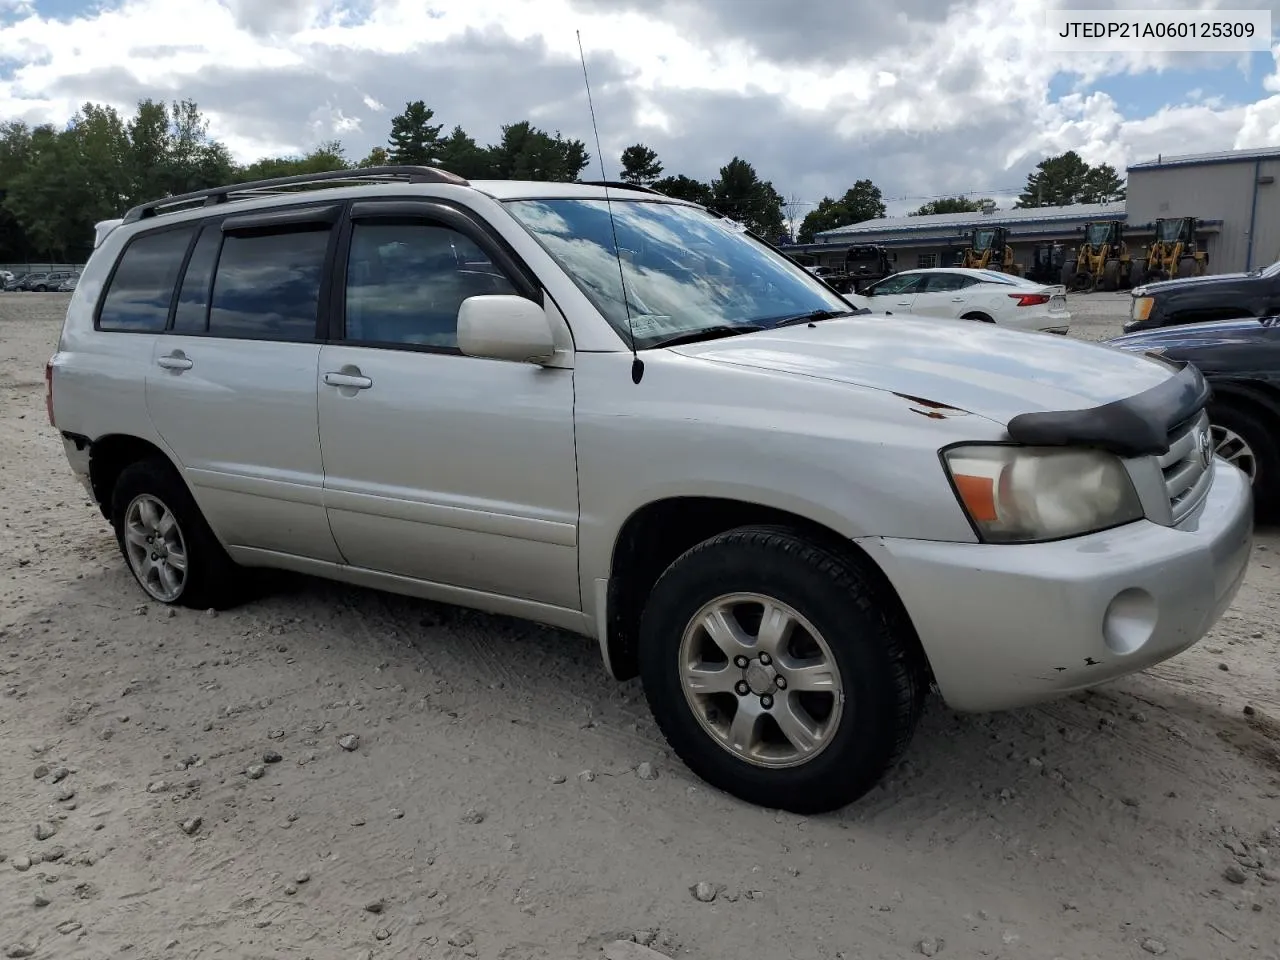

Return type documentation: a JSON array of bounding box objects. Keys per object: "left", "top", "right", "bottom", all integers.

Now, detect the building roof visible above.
[
  {"left": 813, "top": 201, "right": 1126, "bottom": 241},
  {"left": 1128, "top": 145, "right": 1280, "bottom": 171}
]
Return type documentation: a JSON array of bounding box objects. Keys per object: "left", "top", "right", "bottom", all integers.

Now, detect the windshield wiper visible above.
[
  {"left": 770, "top": 308, "right": 862, "bottom": 328},
  {"left": 648, "top": 324, "right": 767, "bottom": 349}
]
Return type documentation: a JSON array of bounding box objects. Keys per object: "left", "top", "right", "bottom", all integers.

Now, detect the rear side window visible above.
[
  {"left": 207, "top": 228, "right": 330, "bottom": 342},
  {"left": 172, "top": 226, "right": 222, "bottom": 334},
  {"left": 97, "top": 227, "right": 196, "bottom": 332}
]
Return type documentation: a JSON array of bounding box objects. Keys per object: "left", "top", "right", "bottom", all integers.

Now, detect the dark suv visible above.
[{"left": 1125, "top": 260, "right": 1280, "bottom": 333}]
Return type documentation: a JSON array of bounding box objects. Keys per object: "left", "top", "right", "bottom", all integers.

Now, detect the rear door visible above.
[{"left": 144, "top": 204, "right": 343, "bottom": 563}]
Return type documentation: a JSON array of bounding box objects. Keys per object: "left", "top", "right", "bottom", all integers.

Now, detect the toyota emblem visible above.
[{"left": 1197, "top": 428, "right": 1213, "bottom": 469}]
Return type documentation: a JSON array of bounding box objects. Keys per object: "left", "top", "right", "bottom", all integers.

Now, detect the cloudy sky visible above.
[{"left": 2, "top": 0, "right": 1280, "bottom": 215}]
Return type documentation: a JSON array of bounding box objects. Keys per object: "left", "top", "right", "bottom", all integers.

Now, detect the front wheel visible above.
[
  {"left": 637, "top": 526, "right": 926, "bottom": 813},
  {"left": 1208, "top": 401, "right": 1280, "bottom": 523}
]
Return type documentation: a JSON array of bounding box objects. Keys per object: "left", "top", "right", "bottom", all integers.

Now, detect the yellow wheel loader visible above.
[
  {"left": 1062, "top": 220, "right": 1133, "bottom": 292},
  {"left": 961, "top": 226, "right": 1022, "bottom": 276},
  {"left": 1135, "top": 217, "right": 1207, "bottom": 285}
]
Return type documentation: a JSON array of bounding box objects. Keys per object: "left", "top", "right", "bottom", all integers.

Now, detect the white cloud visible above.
[{"left": 0, "top": 0, "right": 1274, "bottom": 204}]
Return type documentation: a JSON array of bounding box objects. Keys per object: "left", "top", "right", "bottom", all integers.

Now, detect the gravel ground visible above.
[{"left": 1, "top": 291, "right": 1278, "bottom": 960}]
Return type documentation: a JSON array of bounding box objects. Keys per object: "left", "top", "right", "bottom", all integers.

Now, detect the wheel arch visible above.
[
  {"left": 1207, "top": 378, "right": 1280, "bottom": 422},
  {"left": 602, "top": 495, "right": 929, "bottom": 684},
  {"left": 87, "top": 434, "right": 181, "bottom": 521}
]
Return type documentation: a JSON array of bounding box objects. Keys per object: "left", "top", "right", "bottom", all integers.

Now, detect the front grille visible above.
[{"left": 1159, "top": 410, "right": 1213, "bottom": 523}]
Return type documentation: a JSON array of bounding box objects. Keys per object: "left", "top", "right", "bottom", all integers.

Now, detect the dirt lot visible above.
[{"left": 1, "top": 292, "right": 1278, "bottom": 960}]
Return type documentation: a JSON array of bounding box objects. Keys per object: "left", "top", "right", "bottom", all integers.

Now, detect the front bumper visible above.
[{"left": 858, "top": 461, "right": 1253, "bottom": 712}]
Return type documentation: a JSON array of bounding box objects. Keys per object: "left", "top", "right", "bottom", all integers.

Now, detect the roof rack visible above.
[
  {"left": 121, "top": 165, "right": 470, "bottom": 224},
  {"left": 577, "top": 180, "right": 666, "bottom": 196}
]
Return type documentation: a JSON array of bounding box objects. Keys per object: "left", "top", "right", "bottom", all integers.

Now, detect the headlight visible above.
[
  {"left": 1131, "top": 296, "right": 1154, "bottom": 321},
  {"left": 942, "top": 445, "right": 1144, "bottom": 543}
]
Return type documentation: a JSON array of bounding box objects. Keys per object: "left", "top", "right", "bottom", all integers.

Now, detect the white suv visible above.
[{"left": 48, "top": 167, "right": 1253, "bottom": 812}]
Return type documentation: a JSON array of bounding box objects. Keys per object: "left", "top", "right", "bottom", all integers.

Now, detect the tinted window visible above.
[
  {"left": 98, "top": 227, "right": 195, "bottom": 331},
  {"left": 344, "top": 222, "right": 517, "bottom": 348},
  {"left": 207, "top": 228, "right": 330, "bottom": 342},
  {"left": 173, "top": 226, "right": 222, "bottom": 334}
]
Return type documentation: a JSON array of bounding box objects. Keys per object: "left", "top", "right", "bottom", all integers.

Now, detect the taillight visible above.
[
  {"left": 45, "top": 360, "right": 55, "bottom": 427},
  {"left": 1009, "top": 293, "right": 1051, "bottom": 306}
]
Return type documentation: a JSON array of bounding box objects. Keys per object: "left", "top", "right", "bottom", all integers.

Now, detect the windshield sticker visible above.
[{"left": 627, "top": 314, "right": 681, "bottom": 337}]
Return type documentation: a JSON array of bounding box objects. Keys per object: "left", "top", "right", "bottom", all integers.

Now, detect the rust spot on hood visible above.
[{"left": 893, "top": 392, "right": 971, "bottom": 419}]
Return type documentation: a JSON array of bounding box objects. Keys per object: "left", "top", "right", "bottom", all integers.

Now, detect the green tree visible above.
[
  {"left": 796, "top": 179, "right": 885, "bottom": 242},
  {"left": 164, "top": 99, "right": 235, "bottom": 196},
  {"left": 651, "top": 174, "right": 713, "bottom": 205},
  {"left": 1016, "top": 150, "right": 1125, "bottom": 207},
  {"left": 357, "top": 146, "right": 390, "bottom": 167},
  {"left": 910, "top": 196, "right": 991, "bottom": 216},
  {"left": 236, "top": 141, "right": 349, "bottom": 182},
  {"left": 0, "top": 121, "right": 39, "bottom": 260},
  {"left": 486, "top": 121, "right": 590, "bottom": 181},
  {"left": 387, "top": 100, "right": 443, "bottom": 166},
  {"left": 619, "top": 143, "right": 663, "bottom": 186},
  {"left": 710, "top": 157, "right": 785, "bottom": 239},
  {"left": 435, "top": 125, "right": 491, "bottom": 179}
]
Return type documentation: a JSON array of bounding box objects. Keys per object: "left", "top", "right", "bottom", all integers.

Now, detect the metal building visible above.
[
  {"left": 792, "top": 202, "right": 1145, "bottom": 276},
  {"left": 791, "top": 144, "right": 1280, "bottom": 277},
  {"left": 1126, "top": 146, "right": 1280, "bottom": 273}
]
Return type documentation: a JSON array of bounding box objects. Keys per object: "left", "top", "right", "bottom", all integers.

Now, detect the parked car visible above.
[
  {"left": 1107, "top": 316, "right": 1280, "bottom": 521},
  {"left": 4, "top": 273, "right": 29, "bottom": 292},
  {"left": 847, "top": 267, "right": 1071, "bottom": 334},
  {"left": 1124, "top": 260, "right": 1280, "bottom": 333},
  {"left": 0, "top": 270, "right": 13, "bottom": 287},
  {"left": 30, "top": 271, "right": 74, "bottom": 291},
  {"left": 48, "top": 167, "right": 1252, "bottom": 813},
  {"left": 57, "top": 276, "right": 78, "bottom": 293}
]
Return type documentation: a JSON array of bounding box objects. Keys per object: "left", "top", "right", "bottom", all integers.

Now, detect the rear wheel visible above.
[
  {"left": 637, "top": 525, "right": 926, "bottom": 813},
  {"left": 111, "top": 458, "right": 245, "bottom": 609},
  {"left": 1177, "top": 255, "right": 1196, "bottom": 279},
  {"left": 960, "top": 312, "right": 994, "bottom": 323},
  {"left": 1207, "top": 401, "right": 1280, "bottom": 523},
  {"left": 1060, "top": 260, "right": 1077, "bottom": 287}
]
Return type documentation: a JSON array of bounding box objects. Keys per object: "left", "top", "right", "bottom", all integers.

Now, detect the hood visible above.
[
  {"left": 1108, "top": 315, "right": 1280, "bottom": 351},
  {"left": 1133, "top": 271, "right": 1254, "bottom": 295},
  {"left": 669, "top": 313, "right": 1175, "bottom": 426}
]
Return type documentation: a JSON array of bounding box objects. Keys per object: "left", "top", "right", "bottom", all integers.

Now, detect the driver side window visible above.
[
  {"left": 868, "top": 274, "right": 924, "bottom": 296},
  {"left": 344, "top": 221, "right": 518, "bottom": 350}
]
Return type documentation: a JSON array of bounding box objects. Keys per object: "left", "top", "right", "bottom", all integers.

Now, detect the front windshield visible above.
[
  {"left": 1156, "top": 220, "right": 1184, "bottom": 242},
  {"left": 972, "top": 229, "right": 996, "bottom": 250},
  {"left": 1085, "top": 224, "right": 1113, "bottom": 245},
  {"left": 504, "top": 198, "right": 852, "bottom": 347}
]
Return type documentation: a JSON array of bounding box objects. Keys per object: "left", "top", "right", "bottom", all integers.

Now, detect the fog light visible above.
[{"left": 1102, "top": 588, "right": 1157, "bottom": 655}]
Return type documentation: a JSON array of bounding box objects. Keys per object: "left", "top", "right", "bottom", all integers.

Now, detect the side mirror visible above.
[{"left": 457, "top": 295, "right": 556, "bottom": 364}]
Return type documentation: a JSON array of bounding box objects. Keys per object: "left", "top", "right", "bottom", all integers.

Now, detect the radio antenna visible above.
[{"left": 577, "top": 29, "right": 643, "bottom": 384}]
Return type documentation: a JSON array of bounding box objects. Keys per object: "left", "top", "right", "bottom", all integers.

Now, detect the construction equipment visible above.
[
  {"left": 840, "top": 244, "right": 897, "bottom": 293},
  {"left": 1026, "top": 242, "right": 1068, "bottom": 285},
  {"left": 961, "top": 227, "right": 1022, "bottom": 276},
  {"left": 1063, "top": 220, "right": 1133, "bottom": 292},
  {"left": 1135, "top": 217, "right": 1207, "bottom": 284}
]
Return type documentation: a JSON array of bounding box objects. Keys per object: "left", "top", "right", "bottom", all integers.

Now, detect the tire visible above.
[
  {"left": 1060, "top": 260, "right": 1077, "bottom": 287},
  {"left": 1207, "top": 400, "right": 1280, "bottom": 523},
  {"left": 110, "top": 457, "right": 245, "bottom": 609},
  {"left": 960, "top": 312, "right": 995, "bottom": 323},
  {"left": 33, "top": 285, "right": 46, "bottom": 292},
  {"left": 1102, "top": 259, "right": 1120, "bottom": 291},
  {"left": 1130, "top": 260, "right": 1146, "bottom": 288},
  {"left": 1177, "top": 255, "right": 1196, "bottom": 279},
  {"left": 637, "top": 525, "right": 926, "bottom": 813}
]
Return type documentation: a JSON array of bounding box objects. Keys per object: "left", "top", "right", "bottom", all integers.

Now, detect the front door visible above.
[
  {"left": 145, "top": 211, "right": 342, "bottom": 563},
  {"left": 910, "top": 271, "right": 975, "bottom": 318},
  {"left": 863, "top": 272, "right": 924, "bottom": 312},
  {"left": 315, "top": 200, "right": 580, "bottom": 610}
]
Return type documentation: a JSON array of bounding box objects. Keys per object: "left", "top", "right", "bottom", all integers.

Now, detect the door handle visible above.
[
  {"left": 896, "top": 300, "right": 912, "bottom": 306},
  {"left": 950, "top": 297, "right": 966, "bottom": 302},
  {"left": 156, "top": 354, "right": 193, "bottom": 371},
  {"left": 324, "top": 371, "right": 373, "bottom": 390}
]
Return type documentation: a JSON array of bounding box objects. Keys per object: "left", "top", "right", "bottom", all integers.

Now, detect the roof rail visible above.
[
  {"left": 121, "top": 165, "right": 470, "bottom": 224},
  {"left": 577, "top": 180, "right": 666, "bottom": 196}
]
